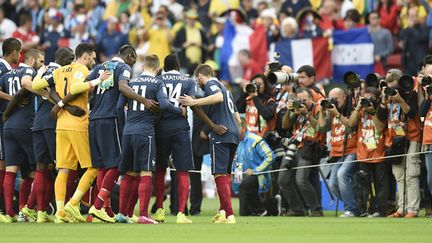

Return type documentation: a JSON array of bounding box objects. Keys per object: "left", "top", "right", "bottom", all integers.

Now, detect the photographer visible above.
[
  {"left": 296, "top": 65, "right": 326, "bottom": 103},
  {"left": 419, "top": 56, "right": 432, "bottom": 213},
  {"left": 236, "top": 74, "right": 276, "bottom": 137},
  {"left": 377, "top": 74, "right": 421, "bottom": 218},
  {"left": 348, "top": 87, "right": 388, "bottom": 217},
  {"left": 232, "top": 119, "right": 275, "bottom": 216},
  {"left": 317, "top": 88, "right": 360, "bottom": 217},
  {"left": 280, "top": 88, "right": 326, "bottom": 216}
]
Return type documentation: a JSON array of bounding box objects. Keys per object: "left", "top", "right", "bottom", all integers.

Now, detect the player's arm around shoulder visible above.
[
  {"left": 70, "top": 67, "right": 110, "bottom": 95},
  {"left": 32, "top": 67, "right": 54, "bottom": 90},
  {"left": 179, "top": 91, "right": 223, "bottom": 107}
]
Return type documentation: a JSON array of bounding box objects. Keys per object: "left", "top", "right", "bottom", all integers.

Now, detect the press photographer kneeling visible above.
[
  {"left": 232, "top": 119, "right": 275, "bottom": 216},
  {"left": 377, "top": 74, "right": 421, "bottom": 218},
  {"left": 280, "top": 88, "right": 326, "bottom": 216}
]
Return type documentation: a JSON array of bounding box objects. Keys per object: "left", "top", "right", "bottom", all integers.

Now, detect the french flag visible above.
[
  {"left": 220, "top": 19, "right": 267, "bottom": 83},
  {"left": 271, "top": 37, "right": 331, "bottom": 80},
  {"left": 332, "top": 27, "right": 374, "bottom": 82}
]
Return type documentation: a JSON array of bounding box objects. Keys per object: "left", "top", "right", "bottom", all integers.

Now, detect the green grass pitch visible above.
[{"left": 0, "top": 198, "right": 430, "bottom": 243}]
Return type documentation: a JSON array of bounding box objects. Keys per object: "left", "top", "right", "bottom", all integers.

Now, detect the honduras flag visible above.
[
  {"left": 271, "top": 37, "right": 331, "bottom": 80},
  {"left": 332, "top": 27, "right": 374, "bottom": 82}
]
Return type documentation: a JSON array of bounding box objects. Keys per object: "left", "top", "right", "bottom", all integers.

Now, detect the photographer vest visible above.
[
  {"left": 329, "top": 115, "right": 357, "bottom": 157},
  {"left": 292, "top": 104, "right": 325, "bottom": 148},
  {"left": 357, "top": 111, "right": 386, "bottom": 163},
  {"left": 385, "top": 102, "right": 421, "bottom": 145},
  {"left": 245, "top": 98, "right": 276, "bottom": 137},
  {"left": 423, "top": 105, "right": 432, "bottom": 145}
]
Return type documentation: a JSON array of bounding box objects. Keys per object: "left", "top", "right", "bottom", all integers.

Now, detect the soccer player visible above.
[
  {"left": 20, "top": 47, "right": 77, "bottom": 223},
  {"left": 0, "top": 49, "right": 45, "bottom": 223},
  {"left": 153, "top": 55, "right": 195, "bottom": 224},
  {"left": 118, "top": 55, "right": 185, "bottom": 224},
  {"left": 179, "top": 64, "right": 241, "bottom": 224},
  {"left": 32, "top": 43, "right": 111, "bottom": 223},
  {"left": 0, "top": 38, "right": 21, "bottom": 215},
  {"left": 87, "top": 45, "right": 137, "bottom": 223}
]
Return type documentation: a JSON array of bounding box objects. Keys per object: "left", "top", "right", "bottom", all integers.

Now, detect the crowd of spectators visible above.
[
  {"left": 3, "top": 0, "right": 432, "bottom": 218},
  {"left": 1, "top": 0, "right": 432, "bottom": 80}
]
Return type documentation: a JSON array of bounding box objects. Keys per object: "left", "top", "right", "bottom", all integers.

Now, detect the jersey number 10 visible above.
[{"left": 8, "top": 76, "right": 21, "bottom": 96}]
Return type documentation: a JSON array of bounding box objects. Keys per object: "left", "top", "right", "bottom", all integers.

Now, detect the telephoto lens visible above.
[
  {"left": 268, "top": 72, "right": 299, "bottom": 85},
  {"left": 283, "top": 141, "right": 299, "bottom": 169}
]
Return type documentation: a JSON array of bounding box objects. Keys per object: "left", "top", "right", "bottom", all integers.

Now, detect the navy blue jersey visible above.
[
  {"left": 33, "top": 62, "right": 60, "bottom": 131},
  {"left": 204, "top": 78, "right": 239, "bottom": 144},
  {"left": 156, "top": 71, "right": 197, "bottom": 136},
  {"left": 122, "top": 73, "right": 182, "bottom": 136},
  {"left": 87, "top": 57, "right": 132, "bottom": 120},
  {"left": 0, "top": 58, "right": 12, "bottom": 78},
  {"left": 0, "top": 58, "right": 13, "bottom": 114},
  {"left": 1, "top": 64, "right": 36, "bottom": 130}
]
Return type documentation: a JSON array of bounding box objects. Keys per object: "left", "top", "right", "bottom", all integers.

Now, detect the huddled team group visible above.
[{"left": 0, "top": 37, "right": 240, "bottom": 224}]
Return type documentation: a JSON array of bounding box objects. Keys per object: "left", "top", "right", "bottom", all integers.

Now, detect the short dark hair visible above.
[
  {"left": 164, "top": 54, "right": 180, "bottom": 72},
  {"left": 55, "top": 47, "right": 75, "bottom": 66},
  {"left": 365, "top": 86, "right": 380, "bottom": 98},
  {"left": 194, "top": 64, "right": 214, "bottom": 77},
  {"left": 75, "top": 43, "right": 95, "bottom": 59},
  {"left": 295, "top": 87, "right": 313, "bottom": 98},
  {"left": 297, "top": 65, "right": 315, "bottom": 77},
  {"left": 2, "top": 38, "right": 21, "bottom": 56},
  {"left": 143, "top": 55, "right": 160, "bottom": 70},
  {"left": 368, "top": 11, "right": 380, "bottom": 18},
  {"left": 344, "top": 9, "right": 361, "bottom": 23},
  {"left": 423, "top": 55, "right": 432, "bottom": 66},
  {"left": 19, "top": 13, "right": 32, "bottom": 26},
  {"left": 119, "top": 45, "right": 136, "bottom": 59},
  {"left": 24, "top": 48, "right": 43, "bottom": 62}
]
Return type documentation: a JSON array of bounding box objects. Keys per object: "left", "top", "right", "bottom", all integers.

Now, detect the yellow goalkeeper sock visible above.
[
  {"left": 55, "top": 171, "right": 68, "bottom": 216},
  {"left": 69, "top": 168, "right": 97, "bottom": 206}
]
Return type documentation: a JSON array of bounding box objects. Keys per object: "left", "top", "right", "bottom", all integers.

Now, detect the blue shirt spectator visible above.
[
  {"left": 232, "top": 130, "right": 274, "bottom": 195},
  {"left": 96, "top": 17, "right": 129, "bottom": 62}
]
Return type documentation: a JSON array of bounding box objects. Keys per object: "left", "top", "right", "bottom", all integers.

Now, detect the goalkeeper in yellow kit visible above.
[{"left": 32, "top": 43, "right": 110, "bottom": 223}]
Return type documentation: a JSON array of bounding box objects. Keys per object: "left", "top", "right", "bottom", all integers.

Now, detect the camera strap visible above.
[{"left": 309, "top": 84, "right": 326, "bottom": 99}]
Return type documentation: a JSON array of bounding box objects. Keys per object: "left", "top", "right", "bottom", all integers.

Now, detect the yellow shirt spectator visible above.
[
  {"left": 147, "top": 27, "right": 171, "bottom": 64},
  {"left": 400, "top": 5, "right": 427, "bottom": 29},
  {"left": 209, "top": 0, "right": 240, "bottom": 17}
]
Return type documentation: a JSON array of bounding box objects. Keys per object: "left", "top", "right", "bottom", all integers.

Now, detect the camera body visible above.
[
  {"left": 384, "top": 87, "right": 397, "bottom": 97},
  {"left": 245, "top": 82, "right": 260, "bottom": 94},
  {"left": 268, "top": 52, "right": 282, "bottom": 73},
  {"left": 320, "top": 98, "right": 338, "bottom": 109},
  {"left": 360, "top": 98, "right": 374, "bottom": 108},
  {"left": 292, "top": 99, "right": 305, "bottom": 109},
  {"left": 422, "top": 76, "right": 432, "bottom": 86}
]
